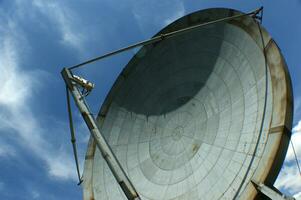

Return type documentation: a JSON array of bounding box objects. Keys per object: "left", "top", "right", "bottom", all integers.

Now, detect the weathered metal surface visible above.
[
  {"left": 238, "top": 39, "right": 293, "bottom": 200},
  {"left": 82, "top": 136, "right": 96, "bottom": 200},
  {"left": 81, "top": 8, "right": 293, "bottom": 200}
]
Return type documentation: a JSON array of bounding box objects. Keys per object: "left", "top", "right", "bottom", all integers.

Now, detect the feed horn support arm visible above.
[{"left": 61, "top": 68, "right": 141, "bottom": 200}]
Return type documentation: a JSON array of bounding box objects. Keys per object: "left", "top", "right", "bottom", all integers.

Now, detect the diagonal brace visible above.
[{"left": 61, "top": 68, "right": 141, "bottom": 200}]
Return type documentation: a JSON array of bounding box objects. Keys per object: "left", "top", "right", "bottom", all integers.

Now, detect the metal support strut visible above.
[
  {"left": 61, "top": 68, "right": 141, "bottom": 200},
  {"left": 251, "top": 180, "right": 295, "bottom": 200},
  {"left": 66, "top": 86, "right": 83, "bottom": 185}
]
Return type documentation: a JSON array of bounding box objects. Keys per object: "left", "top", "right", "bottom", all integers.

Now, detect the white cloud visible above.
[
  {"left": 274, "top": 120, "right": 301, "bottom": 197},
  {"left": 293, "top": 120, "right": 301, "bottom": 132},
  {"left": 295, "top": 191, "right": 301, "bottom": 200},
  {"left": 283, "top": 121, "right": 301, "bottom": 163},
  {"left": 31, "top": 190, "right": 40, "bottom": 199},
  {"left": 131, "top": 0, "right": 186, "bottom": 36},
  {"left": 163, "top": 2, "right": 185, "bottom": 26},
  {"left": 0, "top": 21, "right": 33, "bottom": 109},
  {"left": 295, "top": 97, "right": 301, "bottom": 119},
  {"left": 274, "top": 164, "right": 301, "bottom": 195},
  {"left": 46, "top": 150, "right": 78, "bottom": 180},
  {"left": 0, "top": 26, "right": 48, "bottom": 153},
  {"left": 0, "top": 142, "right": 15, "bottom": 158},
  {"left": 32, "top": 0, "right": 85, "bottom": 53},
  {"left": 0, "top": 4, "right": 85, "bottom": 182}
]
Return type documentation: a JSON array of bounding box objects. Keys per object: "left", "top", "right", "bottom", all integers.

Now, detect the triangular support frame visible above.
[{"left": 62, "top": 68, "right": 141, "bottom": 200}]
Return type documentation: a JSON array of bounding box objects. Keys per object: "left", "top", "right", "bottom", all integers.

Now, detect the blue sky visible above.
[{"left": 0, "top": 0, "right": 300, "bottom": 199}]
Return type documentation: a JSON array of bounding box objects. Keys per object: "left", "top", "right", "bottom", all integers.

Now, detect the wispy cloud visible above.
[
  {"left": 275, "top": 164, "right": 301, "bottom": 195},
  {"left": 46, "top": 149, "right": 79, "bottom": 180},
  {"left": 0, "top": 142, "right": 15, "bottom": 158},
  {"left": 274, "top": 120, "right": 301, "bottom": 196},
  {"left": 294, "top": 191, "right": 301, "bottom": 200},
  {"left": 287, "top": 121, "right": 301, "bottom": 162},
  {"left": 0, "top": 1, "right": 86, "bottom": 182},
  {"left": 31, "top": 190, "right": 40, "bottom": 199},
  {"left": 32, "top": 0, "right": 85, "bottom": 54},
  {"left": 0, "top": 21, "right": 34, "bottom": 109},
  {"left": 163, "top": 2, "right": 185, "bottom": 26},
  {"left": 294, "top": 96, "right": 301, "bottom": 122},
  {"left": 131, "top": 0, "right": 186, "bottom": 36}
]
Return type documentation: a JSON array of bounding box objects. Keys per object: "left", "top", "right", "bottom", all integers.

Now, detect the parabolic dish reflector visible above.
[{"left": 82, "top": 8, "right": 293, "bottom": 200}]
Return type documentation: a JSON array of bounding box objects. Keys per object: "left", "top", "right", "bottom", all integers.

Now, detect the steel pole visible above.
[{"left": 61, "top": 68, "right": 141, "bottom": 200}]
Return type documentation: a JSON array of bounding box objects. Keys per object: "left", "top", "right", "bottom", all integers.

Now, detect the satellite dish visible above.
[{"left": 81, "top": 8, "right": 293, "bottom": 200}]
